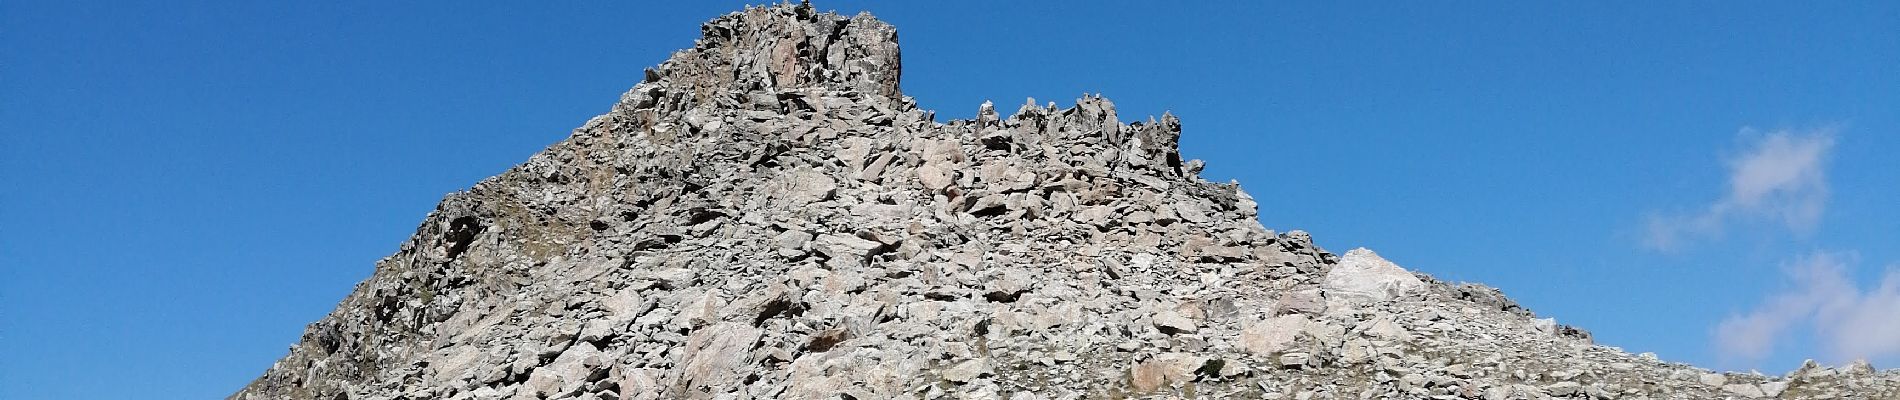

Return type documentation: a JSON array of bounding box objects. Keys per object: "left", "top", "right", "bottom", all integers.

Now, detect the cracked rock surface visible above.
[{"left": 234, "top": 4, "right": 1898, "bottom": 400}]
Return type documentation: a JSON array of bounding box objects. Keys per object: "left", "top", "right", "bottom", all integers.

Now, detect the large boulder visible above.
[{"left": 1321, "top": 248, "right": 1425, "bottom": 307}]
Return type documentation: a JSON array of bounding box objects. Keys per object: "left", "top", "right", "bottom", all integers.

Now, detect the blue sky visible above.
[{"left": 3, "top": 1, "right": 1895, "bottom": 398}]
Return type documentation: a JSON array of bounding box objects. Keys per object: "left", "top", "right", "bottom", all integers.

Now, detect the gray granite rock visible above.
[{"left": 232, "top": 3, "right": 1900, "bottom": 400}]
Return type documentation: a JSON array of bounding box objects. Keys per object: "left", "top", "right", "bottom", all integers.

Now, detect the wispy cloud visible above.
[
  {"left": 1714, "top": 252, "right": 1900, "bottom": 364},
  {"left": 1826, "top": 266, "right": 1900, "bottom": 360},
  {"left": 1643, "top": 127, "right": 1836, "bottom": 251}
]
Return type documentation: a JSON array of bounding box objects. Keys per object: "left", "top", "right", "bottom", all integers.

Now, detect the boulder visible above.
[{"left": 1321, "top": 248, "right": 1424, "bottom": 306}]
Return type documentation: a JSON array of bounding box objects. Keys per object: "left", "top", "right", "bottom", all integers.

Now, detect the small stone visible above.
[
  {"left": 784, "top": 168, "right": 838, "bottom": 204},
  {"left": 1544, "top": 382, "right": 1582, "bottom": 397},
  {"left": 1759, "top": 381, "right": 1788, "bottom": 397},
  {"left": 1241, "top": 314, "right": 1309, "bottom": 355},
  {"left": 1698, "top": 372, "right": 1726, "bottom": 387},
  {"left": 1130, "top": 359, "right": 1169, "bottom": 392},
  {"left": 1153, "top": 311, "right": 1198, "bottom": 335},
  {"left": 1482, "top": 387, "right": 1512, "bottom": 400},
  {"left": 1722, "top": 383, "right": 1765, "bottom": 397},
  {"left": 812, "top": 234, "right": 883, "bottom": 262},
  {"left": 1279, "top": 352, "right": 1311, "bottom": 369},
  {"left": 943, "top": 359, "right": 993, "bottom": 383},
  {"left": 774, "top": 230, "right": 813, "bottom": 251},
  {"left": 917, "top": 164, "right": 953, "bottom": 192},
  {"left": 1273, "top": 290, "right": 1326, "bottom": 315}
]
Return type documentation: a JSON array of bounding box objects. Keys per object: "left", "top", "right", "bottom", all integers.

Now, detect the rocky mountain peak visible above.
[
  {"left": 235, "top": 3, "right": 1897, "bottom": 400},
  {"left": 627, "top": 2, "right": 901, "bottom": 112}
]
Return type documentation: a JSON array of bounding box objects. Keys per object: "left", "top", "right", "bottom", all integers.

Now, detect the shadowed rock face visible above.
[{"left": 234, "top": 3, "right": 1898, "bottom": 400}]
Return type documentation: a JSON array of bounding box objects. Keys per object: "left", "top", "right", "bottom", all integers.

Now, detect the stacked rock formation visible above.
[{"left": 234, "top": 3, "right": 1899, "bottom": 400}]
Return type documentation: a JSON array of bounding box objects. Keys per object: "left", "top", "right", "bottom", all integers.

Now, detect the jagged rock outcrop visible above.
[{"left": 235, "top": 3, "right": 1899, "bottom": 399}]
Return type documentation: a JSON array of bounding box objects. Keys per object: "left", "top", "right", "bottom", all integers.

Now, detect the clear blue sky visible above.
[{"left": 4, "top": 1, "right": 1896, "bottom": 398}]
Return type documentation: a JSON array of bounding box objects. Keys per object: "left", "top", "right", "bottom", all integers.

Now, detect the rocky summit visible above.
[{"left": 234, "top": 4, "right": 1898, "bottom": 400}]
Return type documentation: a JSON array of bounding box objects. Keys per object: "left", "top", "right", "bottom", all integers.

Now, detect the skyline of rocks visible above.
[{"left": 234, "top": 3, "right": 1898, "bottom": 399}]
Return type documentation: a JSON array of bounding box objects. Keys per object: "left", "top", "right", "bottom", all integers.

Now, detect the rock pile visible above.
[{"left": 234, "top": 3, "right": 1898, "bottom": 399}]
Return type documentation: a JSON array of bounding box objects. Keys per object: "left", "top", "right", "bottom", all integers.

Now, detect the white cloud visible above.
[
  {"left": 1713, "top": 252, "right": 1900, "bottom": 364},
  {"left": 1822, "top": 267, "right": 1900, "bottom": 359},
  {"left": 1643, "top": 127, "right": 1836, "bottom": 251}
]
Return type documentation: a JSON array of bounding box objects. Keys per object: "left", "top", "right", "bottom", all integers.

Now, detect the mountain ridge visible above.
[{"left": 235, "top": 3, "right": 1898, "bottom": 399}]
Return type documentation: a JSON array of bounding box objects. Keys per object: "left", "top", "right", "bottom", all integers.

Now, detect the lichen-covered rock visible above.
[{"left": 232, "top": 3, "right": 1900, "bottom": 400}]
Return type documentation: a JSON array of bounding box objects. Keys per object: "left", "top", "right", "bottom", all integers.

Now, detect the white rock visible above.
[
  {"left": 1241, "top": 314, "right": 1310, "bottom": 354},
  {"left": 1152, "top": 310, "right": 1198, "bottom": 334},
  {"left": 1698, "top": 372, "right": 1727, "bottom": 387},
  {"left": 1279, "top": 352, "right": 1311, "bottom": 369},
  {"left": 1722, "top": 383, "right": 1765, "bottom": 397},
  {"left": 813, "top": 233, "right": 882, "bottom": 261},
  {"left": 1759, "top": 381, "right": 1788, "bottom": 397},
  {"left": 1321, "top": 248, "right": 1424, "bottom": 305},
  {"left": 1544, "top": 382, "right": 1582, "bottom": 396},
  {"left": 942, "top": 359, "right": 993, "bottom": 383}
]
